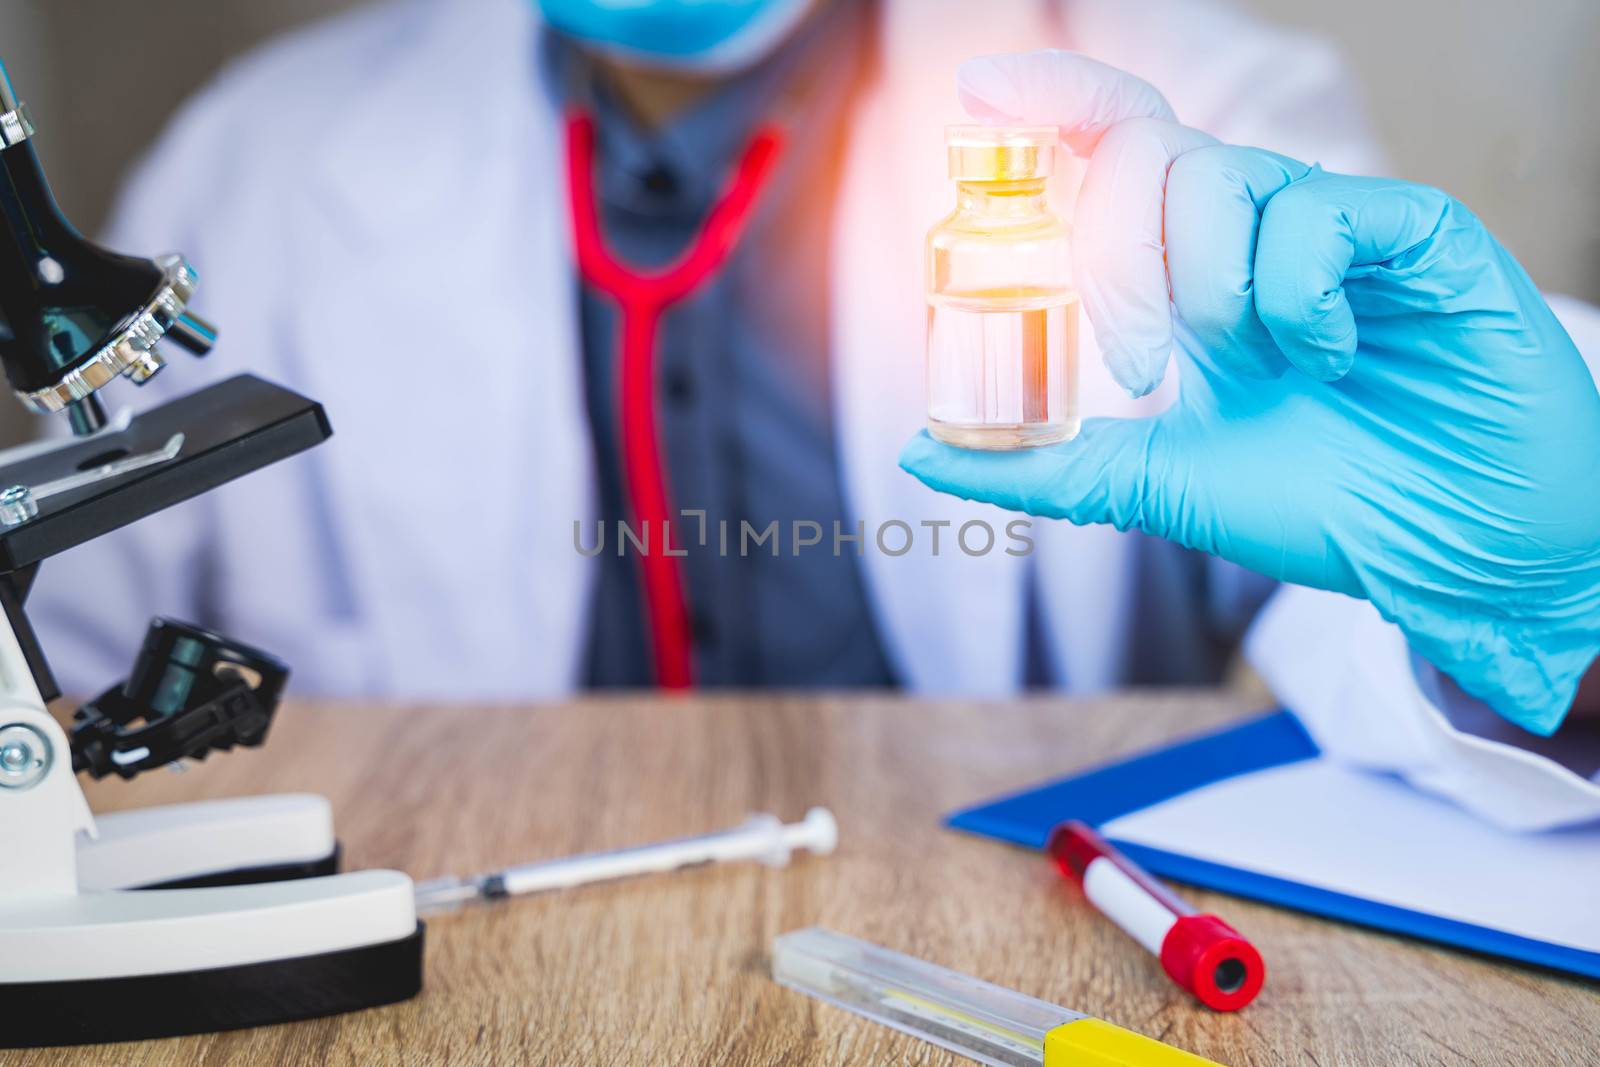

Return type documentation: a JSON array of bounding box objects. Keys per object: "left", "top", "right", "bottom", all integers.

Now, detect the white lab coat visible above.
[{"left": 30, "top": 0, "right": 1600, "bottom": 828}]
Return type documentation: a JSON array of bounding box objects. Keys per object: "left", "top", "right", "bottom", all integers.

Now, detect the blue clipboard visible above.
[{"left": 946, "top": 710, "right": 1600, "bottom": 981}]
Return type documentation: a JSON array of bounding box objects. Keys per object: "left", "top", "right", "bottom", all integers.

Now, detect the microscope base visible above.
[
  {"left": 0, "top": 870, "right": 424, "bottom": 1048},
  {"left": 0, "top": 924, "right": 423, "bottom": 1047},
  {"left": 141, "top": 846, "right": 341, "bottom": 889},
  {"left": 78, "top": 794, "right": 342, "bottom": 892}
]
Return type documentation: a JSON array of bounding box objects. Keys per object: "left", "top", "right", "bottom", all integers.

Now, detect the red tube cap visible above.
[
  {"left": 1158, "top": 913, "right": 1264, "bottom": 1011},
  {"left": 1045, "top": 821, "right": 1098, "bottom": 884}
]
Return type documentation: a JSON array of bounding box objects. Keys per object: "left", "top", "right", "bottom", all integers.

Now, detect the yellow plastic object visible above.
[{"left": 1045, "top": 1018, "right": 1221, "bottom": 1066}]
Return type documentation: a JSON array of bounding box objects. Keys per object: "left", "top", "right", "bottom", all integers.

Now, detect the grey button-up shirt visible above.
[{"left": 545, "top": 1, "right": 898, "bottom": 688}]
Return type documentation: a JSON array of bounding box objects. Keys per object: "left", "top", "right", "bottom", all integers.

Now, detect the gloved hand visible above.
[{"left": 902, "top": 50, "right": 1600, "bottom": 735}]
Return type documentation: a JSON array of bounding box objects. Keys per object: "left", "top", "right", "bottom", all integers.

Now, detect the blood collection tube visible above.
[{"left": 1047, "top": 821, "right": 1264, "bottom": 1011}]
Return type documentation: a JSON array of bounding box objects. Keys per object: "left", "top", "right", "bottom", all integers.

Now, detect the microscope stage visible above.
[{"left": 0, "top": 374, "right": 331, "bottom": 574}]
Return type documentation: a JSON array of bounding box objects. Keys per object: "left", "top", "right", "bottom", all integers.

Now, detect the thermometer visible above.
[{"left": 773, "top": 927, "right": 1219, "bottom": 1066}]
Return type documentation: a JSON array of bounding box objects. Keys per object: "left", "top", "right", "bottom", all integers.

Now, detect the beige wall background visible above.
[
  {"left": 0, "top": 0, "right": 1595, "bottom": 437},
  {"left": 1238, "top": 0, "right": 1600, "bottom": 305}
]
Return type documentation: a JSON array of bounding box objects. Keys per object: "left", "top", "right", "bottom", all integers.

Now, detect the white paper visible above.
[{"left": 1103, "top": 759, "right": 1600, "bottom": 952}]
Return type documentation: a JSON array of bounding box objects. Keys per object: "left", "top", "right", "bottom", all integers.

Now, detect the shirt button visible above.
[
  {"left": 639, "top": 163, "right": 679, "bottom": 199},
  {"left": 664, "top": 367, "right": 696, "bottom": 407}
]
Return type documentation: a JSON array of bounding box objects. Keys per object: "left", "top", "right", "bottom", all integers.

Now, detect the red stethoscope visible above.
[{"left": 564, "top": 111, "right": 784, "bottom": 689}]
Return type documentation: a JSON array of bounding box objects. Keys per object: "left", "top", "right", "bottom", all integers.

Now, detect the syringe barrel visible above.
[{"left": 500, "top": 818, "right": 777, "bottom": 895}]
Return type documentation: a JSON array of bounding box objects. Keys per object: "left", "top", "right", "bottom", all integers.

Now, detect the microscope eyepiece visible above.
[
  {"left": 0, "top": 58, "right": 20, "bottom": 114},
  {"left": 0, "top": 57, "right": 216, "bottom": 431}
]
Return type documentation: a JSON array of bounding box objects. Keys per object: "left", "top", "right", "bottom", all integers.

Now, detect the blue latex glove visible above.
[{"left": 903, "top": 51, "right": 1600, "bottom": 735}]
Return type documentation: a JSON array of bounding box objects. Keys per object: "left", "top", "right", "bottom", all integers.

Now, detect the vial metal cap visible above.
[{"left": 946, "top": 125, "right": 1057, "bottom": 182}]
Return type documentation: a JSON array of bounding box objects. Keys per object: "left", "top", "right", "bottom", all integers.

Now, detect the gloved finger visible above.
[
  {"left": 957, "top": 51, "right": 1215, "bottom": 397},
  {"left": 957, "top": 49, "right": 1176, "bottom": 154},
  {"left": 898, "top": 422, "right": 1164, "bottom": 534},
  {"left": 1075, "top": 117, "right": 1219, "bottom": 396},
  {"left": 1253, "top": 172, "right": 1459, "bottom": 381},
  {"left": 1164, "top": 145, "right": 1313, "bottom": 378}
]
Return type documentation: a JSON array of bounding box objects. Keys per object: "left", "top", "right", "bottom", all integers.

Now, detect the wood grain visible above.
[{"left": 9, "top": 692, "right": 1597, "bottom": 1066}]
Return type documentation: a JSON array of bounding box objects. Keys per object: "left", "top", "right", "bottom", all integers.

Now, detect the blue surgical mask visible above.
[{"left": 536, "top": 0, "right": 815, "bottom": 74}]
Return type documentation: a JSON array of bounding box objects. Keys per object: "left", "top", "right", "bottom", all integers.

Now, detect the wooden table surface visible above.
[{"left": 13, "top": 692, "right": 1598, "bottom": 1067}]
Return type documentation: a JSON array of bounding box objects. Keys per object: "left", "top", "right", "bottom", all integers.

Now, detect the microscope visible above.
[{"left": 0, "top": 63, "right": 422, "bottom": 1047}]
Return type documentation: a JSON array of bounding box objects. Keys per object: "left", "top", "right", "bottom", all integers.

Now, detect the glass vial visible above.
[{"left": 925, "top": 126, "right": 1079, "bottom": 449}]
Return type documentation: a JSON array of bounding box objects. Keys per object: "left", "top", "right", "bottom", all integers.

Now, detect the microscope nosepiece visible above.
[{"left": 0, "top": 59, "right": 216, "bottom": 424}]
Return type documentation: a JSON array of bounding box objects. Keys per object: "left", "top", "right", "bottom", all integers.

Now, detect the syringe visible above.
[
  {"left": 773, "top": 927, "right": 1218, "bottom": 1066},
  {"left": 414, "top": 807, "right": 837, "bottom": 914}
]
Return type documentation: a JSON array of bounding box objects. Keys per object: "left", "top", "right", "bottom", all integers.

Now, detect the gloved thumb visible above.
[
  {"left": 957, "top": 49, "right": 1176, "bottom": 154},
  {"left": 898, "top": 422, "right": 1160, "bottom": 532}
]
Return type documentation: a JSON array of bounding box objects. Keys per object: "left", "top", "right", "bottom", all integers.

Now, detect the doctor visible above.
[{"left": 30, "top": 2, "right": 1600, "bottom": 823}]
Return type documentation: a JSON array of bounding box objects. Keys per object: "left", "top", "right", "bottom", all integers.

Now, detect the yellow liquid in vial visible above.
[{"left": 925, "top": 287, "right": 1080, "bottom": 450}]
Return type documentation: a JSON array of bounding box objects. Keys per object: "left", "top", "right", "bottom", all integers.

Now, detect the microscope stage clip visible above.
[{"left": 0, "top": 432, "right": 184, "bottom": 526}]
